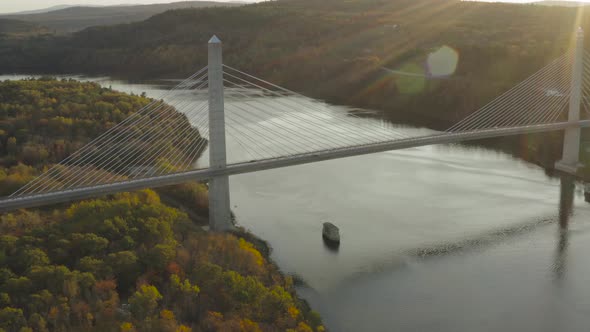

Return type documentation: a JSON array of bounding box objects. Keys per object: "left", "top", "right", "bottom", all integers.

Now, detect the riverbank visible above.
[
  {"left": 159, "top": 188, "right": 326, "bottom": 329},
  {"left": 231, "top": 226, "right": 325, "bottom": 327}
]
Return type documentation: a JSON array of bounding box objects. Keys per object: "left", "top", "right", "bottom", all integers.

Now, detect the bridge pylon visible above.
[
  {"left": 207, "top": 35, "right": 233, "bottom": 231},
  {"left": 555, "top": 27, "right": 585, "bottom": 174}
]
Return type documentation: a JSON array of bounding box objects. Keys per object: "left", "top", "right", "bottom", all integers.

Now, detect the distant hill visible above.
[
  {"left": 0, "top": 18, "right": 49, "bottom": 36},
  {"left": 0, "top": 1, "right": 242, "bottom": 33},
  {"left": 533, "top": 1, "right": 590, "bottom": 6},
  {"left": 3, "top": 5, "right": 82, "bottom": 15}
]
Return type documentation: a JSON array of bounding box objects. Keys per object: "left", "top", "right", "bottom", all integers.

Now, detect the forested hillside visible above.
[
  {"left": 0, "top": 79, "right": 323, "bottom": 332},
  {"left": 0, "top": 191, "right": 323, "bottom": 331},
  {"left": 0, "top": 79, "right": 205, "bottom": 197}
]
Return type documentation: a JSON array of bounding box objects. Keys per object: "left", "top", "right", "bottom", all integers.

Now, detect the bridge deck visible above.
[{"left": 1, "top": 120, "right": 589, "bottom": 212}]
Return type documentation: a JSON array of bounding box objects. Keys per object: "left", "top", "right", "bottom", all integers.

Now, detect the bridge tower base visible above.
[
  {"left": 556, "top": 28, "right": 585, "bottom": 174},
  {"left": 208, "top": 36, "right": 233, "bottom": 231}
]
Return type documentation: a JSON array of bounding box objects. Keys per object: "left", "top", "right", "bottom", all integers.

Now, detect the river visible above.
[{"left": 3, "top": 74, "right": 590, "bottom": 332}]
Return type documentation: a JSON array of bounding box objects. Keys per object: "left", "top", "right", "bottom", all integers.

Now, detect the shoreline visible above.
[
  {"left": 156, "top": 190, "right": 326, "bottom": 329},
  {"left": 230, "top": 226, "right": 325, "bottom": 329}
]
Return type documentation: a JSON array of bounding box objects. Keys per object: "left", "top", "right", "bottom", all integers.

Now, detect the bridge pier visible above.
[
  {"left": 207, "top": 36, "right": 233, "bottom": 231},
  {"left": 555, "top": 28, "right": 585, "bottom": 174}
]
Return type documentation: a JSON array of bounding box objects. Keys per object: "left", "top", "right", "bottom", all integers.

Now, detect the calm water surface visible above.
[{"left": 4, "top": 74, "right": 590, "bottom": 332}]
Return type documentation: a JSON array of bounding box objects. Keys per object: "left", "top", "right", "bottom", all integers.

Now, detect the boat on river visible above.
[{"left": 322, "top": 222, "right": 340, "bottom": 246}]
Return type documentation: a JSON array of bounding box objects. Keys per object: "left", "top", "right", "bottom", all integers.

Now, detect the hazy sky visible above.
[{"left": 0, "top": 0, "right": 588, "bottom": 14}]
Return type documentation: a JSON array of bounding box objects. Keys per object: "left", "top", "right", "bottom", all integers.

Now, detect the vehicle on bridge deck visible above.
[{"left": 323, "top": 222, "right": 340, "bottom": 247}]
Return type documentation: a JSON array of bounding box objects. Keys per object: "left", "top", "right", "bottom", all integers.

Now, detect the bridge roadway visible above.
[{"left": 1, "top": 120, "right": 589, "bottom": 212}]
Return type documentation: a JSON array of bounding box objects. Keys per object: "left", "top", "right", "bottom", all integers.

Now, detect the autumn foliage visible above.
[
  {"left": 0, "top": 190, "right": 324, "bottom": 331},
  {"left": 0, "top": 80, "right": 323, "bottom": 331}
]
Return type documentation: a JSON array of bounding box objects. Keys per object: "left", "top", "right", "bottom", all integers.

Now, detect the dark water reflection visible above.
[
  {"left": 554, "top": 176, "right": 574, "bottom": 281},
  {"left": 293, "top": 176, "right": 590, "bottom": 332}
]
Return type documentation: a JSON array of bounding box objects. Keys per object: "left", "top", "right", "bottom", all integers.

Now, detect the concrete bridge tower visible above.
[
  {"left": 208, "top": 36, "right": 233, "bottom": 231},
  {"left": 555, "top": 27, "right": 585, "bottom": 174}
]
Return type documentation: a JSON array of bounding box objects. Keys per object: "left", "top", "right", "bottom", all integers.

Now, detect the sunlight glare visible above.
[{"left": 426, "top": 46, "right": 459, "bottom": 78}]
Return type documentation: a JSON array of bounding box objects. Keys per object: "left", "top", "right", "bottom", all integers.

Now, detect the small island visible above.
[{"left": 322, "top": 222, "right": 340, "bottom": 248}]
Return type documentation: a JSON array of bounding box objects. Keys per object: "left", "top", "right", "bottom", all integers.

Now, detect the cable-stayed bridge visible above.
[{"left": 1, "top": 31, "right": 590, "bottom": 230}]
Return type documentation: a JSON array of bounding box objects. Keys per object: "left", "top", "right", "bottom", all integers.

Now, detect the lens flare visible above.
[
  {"left": 395, "top": 63, "right": 426, "bottom": 94},
  {"left": 426, "top": 46, "right": 459, "bottom": 78}
]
